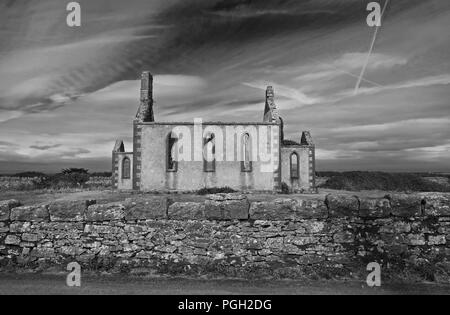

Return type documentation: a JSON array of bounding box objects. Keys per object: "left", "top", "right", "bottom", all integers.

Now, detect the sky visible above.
[{"left": 0, "top": 0, "right": 449, "bottom": 173}]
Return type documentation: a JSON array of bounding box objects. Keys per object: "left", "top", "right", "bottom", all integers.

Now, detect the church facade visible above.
[{"left": 112, "top": 71, "right": 316, "bottom": 193}]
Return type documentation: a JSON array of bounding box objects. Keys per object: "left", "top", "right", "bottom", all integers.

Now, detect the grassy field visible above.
[
  {"left": 0, "top": 171, "right": 449, "bottom": 205},
  {"left": 317, "top": 171, "right": 450, "bottom": 192}
]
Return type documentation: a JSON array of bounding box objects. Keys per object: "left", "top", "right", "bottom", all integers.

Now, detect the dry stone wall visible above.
[{"left": 0, "top": 193, "right": 449, "bottom": 282}]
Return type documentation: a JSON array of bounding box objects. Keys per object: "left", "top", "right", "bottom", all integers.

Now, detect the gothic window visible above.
[
  {"left": 122, "top": 157, "right": 131, "bottom": 179},
  {"left": 241, "top": 133, "right": 252, "bottom": 172},
  {"left": 167, "top": 133, "right": 178, "bottom": 172},
  {"left": 290, "top": 152, "right": 299, "bottom": 179},
  {"left": 203, "top": 134, "right": 215, "bottom": 172}
]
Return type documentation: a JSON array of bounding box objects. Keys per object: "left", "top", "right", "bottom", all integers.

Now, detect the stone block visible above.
[
  {"left": 359, "top": 198, "right": 391, "bottom": 218},
  {"left": 10, "top": 205, "right": 49, "bottom": 222},
  {"left": 86, "top": 202, "right": 126, "bottom": 221},
  {"left": 49, "top": 200, "right": 95, "bottom": 222},
  {"left": 294, "top": 198, "right": 328, "bottom": 219},
  {"left": 388, "top": 194, "right": 422, "bottom": 217},
  {"left": 5, "top": 235, "right": 21, "bottom": 245},
  {"left": 249, "top": 199, "right": 296, "bottom": 221},
  {"left": 406, "top": 234, "right": 426, "bottom": 246},
  {"left": 124, "top": 197, "right": 167, "bottom": 220},
  {"left": 333, "top": 231, "right": 355, "bottom": 243},
  {"left": 428, "top": 235, "right": 446, "bottom": 245},
  {"left": 9, "top": 222, "right": 31, "bottom": 233},
  {"left": 22, "top": 233, "right": 39, "bottom": 242},
  {"left": 249, "top": 198, "right": 327, "bottom": 221},
  {"left": 0, "top": 199, "right": 21, "bottom": 221},
  {"left": 168, "top": 202, "right": 205, "bottom": 220},
  {"left": 420, "top": 193, "right": 450, "bottom": 217},
  {"left": 205, "top": 194, "right": 249, "bottom": 220},
  {"left": 326, "top": 195, "right": 359, "bottom": 217},
  {"left": 379, "top": 221, "right": 411, "bottom": 234}
]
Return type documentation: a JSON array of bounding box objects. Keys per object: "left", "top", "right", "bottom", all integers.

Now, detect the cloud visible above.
[
  {"left": 60, "top": 148, "right": 91, "bottom": 158},
  {"left": 29, "top": 144, "right": 62, "bottom": 151},
  {"left": 339, "top": 74, "right": 450, "bottom": 98},
  {"left": 242, "top": 81, "right": 322, "bottom": 106},
  {"left": 0, "top": 110, "right": 23, "bottom": 123},
  {"left": 0, "top": 141, "right": 16, "bottom": 148},
  {"left": 293, "top": 53, "right": 407, "bottom": 90}
]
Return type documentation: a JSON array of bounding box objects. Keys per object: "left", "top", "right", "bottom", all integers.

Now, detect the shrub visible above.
[
  {"left": 34, "top": 168, "right": 90, "bottom": 189},
  {"left": 280, "top": 182, "right": 290, "bottom": 194}
]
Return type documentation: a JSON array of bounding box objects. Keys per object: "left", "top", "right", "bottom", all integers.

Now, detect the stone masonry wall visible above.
[{"left": 0, "top": 193, "right": 449, "bottom": 282}]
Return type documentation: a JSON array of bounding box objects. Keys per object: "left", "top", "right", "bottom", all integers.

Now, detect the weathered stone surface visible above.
[
  {"left": 124, "top": 197, "right": 167, "bottom": 220},
  {"left": 406, "top": 234, "right": 426, "bottom": 246},
  {"left": 84, "top": 224, "right": 122, "bottom": 234},
  {"left": 428, "top": 235, "right": 446, "bottom": 245},
  {"left": 359, "top": 198, "right": 391, "bottom": 218},
  {"left": 0, "top": 222, "right": 8, "bottom": 233},
  {"left": 85, "top": 202, "right": 126, "bottom": 221},
  {"left": 10, "top": 205, "right": 49, "bottom": 222},
  {"left": 49, "top": 200, "right": 95, "bottom": 222},
  {"left": 379, "top": 221, "right": 411, "bottom": 234},
  {"left": 207, "top": 193, "right": 247, "bottom": 201},
  {"left": 9, "top": 222, "right": 31, "bottom": 233},
  {"left": 21, "top": 233, "right": 39, "bottom": 242},
  {"left": 205, "top": 194, "right": 249, "bottom": 220},
  {"left": 0, "top": 199, "right": 21, "bottom": 221},
  {"left": 168, "top": 202, "right": 205, "bottom": 220},
  {"left": 388, "top": 194, "right": 422, "bottom": 217},
  {"left": 333, "top": 231, "right": 355, "bottom": 243},
  {"left": 326, "top": 195, "right": 359, "bottom": 217},
  {"left": 295, "top": 198, "right": 328, "bottom": 219},
  {"left": 250, "top": 198, "right": 328, "bottom": 221},
  {"left": 5, "top": 235, "right": 20, "bottom": 245},
  {"left": 420, "top": 193, "right": 450, "bottom": 217},
  {"left": 249, "top": 199, "right": 295, "bottom": 220}
]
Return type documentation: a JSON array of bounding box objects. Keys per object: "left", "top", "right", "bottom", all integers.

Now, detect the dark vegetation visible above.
[
  {"left": 33, "top": 168, "right": 91, "bottom": 189},
  {"left": 280, "top": 182, "right": 290, "bottom": 194},
  {"left": 0, "top": 169, "right": 112, "bottom": 190},
  {"left": 317, "top": 171, "right": 450, "bottom": 192},
  {"left": 196, "top": 187, "right": 237, "bottom": 195}
]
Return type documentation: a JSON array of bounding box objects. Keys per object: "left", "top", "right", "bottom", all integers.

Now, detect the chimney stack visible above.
[
  {"left": 136, "top": 71, "right": 154, "bottom": 122},
  {"left": 263, "top": 86, "right": 279, "bottom": 123}
]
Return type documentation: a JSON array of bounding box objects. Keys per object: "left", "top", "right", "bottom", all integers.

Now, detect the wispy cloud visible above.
[
  {"left": 29, "top": 144, "right": 62, "bottom": 151},
  {"left": 242, "top": 81, "right": 322, "bottom": 106},
  {"left": 337, "top": 74, "right": 450, "bottom": 98}
]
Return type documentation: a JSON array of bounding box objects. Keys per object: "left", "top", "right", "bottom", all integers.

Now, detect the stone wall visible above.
[{"left": 0, "top": 193, "right": 449, "bottom": 282}]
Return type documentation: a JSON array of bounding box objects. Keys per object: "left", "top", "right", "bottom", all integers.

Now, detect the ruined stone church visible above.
[{"left": 112, "top": 71, "right": 316, "bottom": 193}]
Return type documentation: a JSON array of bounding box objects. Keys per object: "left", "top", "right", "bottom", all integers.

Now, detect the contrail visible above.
[{"left": 354, "top": 0, "right": 390, "bottom": 95}]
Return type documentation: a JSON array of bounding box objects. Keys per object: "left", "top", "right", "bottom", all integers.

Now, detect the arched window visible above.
[
  {"left": 203, "top": 133, "right": 215, "bottom": 172},
  {"left": 122, "top": 157, "right": 131, "bottom": 179},
  {"left": 167, "top": 133, "right": 178, "bottom": 172},
  {"left": 290, "top": 152, "right": 299, "bottom": 179},
  {"left": 241, "top": 133, "right": 252, "bottom": 172}
]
